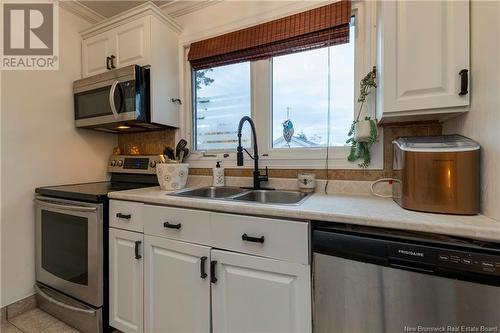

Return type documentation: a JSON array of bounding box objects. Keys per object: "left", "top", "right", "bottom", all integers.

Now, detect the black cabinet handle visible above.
[
  {"left": 171, "top": 98, "right": 182, "bottom": 105},
  {"left": 242, "top": 233, "right": 265, "bottom": 244},
  {"left": 200, "top": 256, "right": 208, "bottom": 279},
  {"left": 116, "top": 213, "right": 131, "bottom": 219},
  {"left": 163, "top": 221, "right": 181, "bottom": 229},
  {"left": 106, "top": 56, "right": 111, "bottom": 70},
  {"left": 134, "top": 241, "right": 142, "bottom": 260},
  {"left": 210, "top": 260, "right": 217, "bottom": 283},
  {"left": 459, "top": 69, "right": 468, "bottom": 96},
  {"left": 110, "top": 55, "right": 116, "bottom": 69}
]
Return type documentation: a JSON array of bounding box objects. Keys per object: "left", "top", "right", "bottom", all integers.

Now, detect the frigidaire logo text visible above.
[
  {"left": 1, "top": 2, "right": 58, "bottom": 70},
  {"left": 398, "top": 249, "right": 424, "bottom": 257}
]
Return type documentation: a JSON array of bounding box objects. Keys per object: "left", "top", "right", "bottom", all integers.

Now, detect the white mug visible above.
[{"left": 298, "top": 173, "right": 316, "bottom": 193}]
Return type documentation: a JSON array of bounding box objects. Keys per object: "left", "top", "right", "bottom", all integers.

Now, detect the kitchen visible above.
[{"left": 1, "top": 0, "right": 500, "bottom": 333}]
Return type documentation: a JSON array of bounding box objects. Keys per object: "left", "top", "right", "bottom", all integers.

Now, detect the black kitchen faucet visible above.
[{"left": 236, "top": 116, "right": 269, "bottom": 190}]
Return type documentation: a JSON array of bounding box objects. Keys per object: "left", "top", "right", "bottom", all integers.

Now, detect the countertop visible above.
[{"left": 108, "top": 186, "right": 500, "bottom": 242}]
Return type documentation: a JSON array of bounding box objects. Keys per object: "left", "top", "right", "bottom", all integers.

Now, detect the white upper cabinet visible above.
[
  {"left": 211, "top": 250, "right": 311, "bottom": 333},
  {"left": 82, "top": 17, "right": 151, "bottom": 77},
  {"left": 82, "top": 33, "right": 112, "bottom": 77},
  {"left": 376, "top": 0, "right": 470, "bottom": 122},
  {"left": 112, "top": 16, "right": 151, "bottom": 69}
]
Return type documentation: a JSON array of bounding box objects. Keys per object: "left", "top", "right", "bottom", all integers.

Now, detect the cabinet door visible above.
[
  {"left": 378, "top": 0, "right": 469, "bottom": 114},
  {"left": 211, "top": 250, "right": 312, "bottom": 333},
  {"left": 109, "top": 228, "right": 144, "bottom": 333},
  {"left": 113, "top": 16, "right": 151, "bottom": 68},
  {"left": 82, "top": 33, "right": 112, "bottom": 77},
  {"left": 144, "top": 235, "right": 210, "bottom": 333}
]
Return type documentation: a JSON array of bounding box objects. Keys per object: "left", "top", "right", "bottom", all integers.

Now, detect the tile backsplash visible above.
[
  {"left": 118, "top": 130, "right": 176, "bottom": 155},
  {"left": 118, "top": 121, "right": 442, "bottom": 181}
]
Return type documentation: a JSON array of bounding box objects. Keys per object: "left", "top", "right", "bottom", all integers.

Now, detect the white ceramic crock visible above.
[{"left": 156, "top": 163, "right": 189, "bottom": 191}]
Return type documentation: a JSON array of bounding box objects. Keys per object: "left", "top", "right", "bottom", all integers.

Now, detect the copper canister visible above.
[{"left": 392, "top": 135, "right": 480, "bottom": 215}]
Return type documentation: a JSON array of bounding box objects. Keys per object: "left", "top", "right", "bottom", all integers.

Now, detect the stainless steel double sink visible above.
[{"left": 170, "top": 186, "right": 311, "bottom": 205}]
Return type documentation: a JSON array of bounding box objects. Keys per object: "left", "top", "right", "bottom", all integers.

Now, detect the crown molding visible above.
[
  {"left": 59, "top": 1, "right": 106, "bottom": 24},
  {"left": 79, "top": 2, "right": 182, "bottom": 38},
  {"left": 159, "top": 0, "right": 221, "bottom": 18}
]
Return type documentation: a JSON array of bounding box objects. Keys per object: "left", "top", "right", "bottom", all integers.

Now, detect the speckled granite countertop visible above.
[{"left": 108, "top": 184, "right": 500, "bottom": 243}]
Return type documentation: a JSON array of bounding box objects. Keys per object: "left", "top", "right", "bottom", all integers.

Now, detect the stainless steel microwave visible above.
[{"left": 73, "top": 65, "right": 166, "bottom": 133}]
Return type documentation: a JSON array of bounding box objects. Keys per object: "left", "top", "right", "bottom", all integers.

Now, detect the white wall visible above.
[
  {"left": 443, "top": 0, "right": 500, "bottom": 221},
  {"left": 1, "top": 8, "right": 117, "bottom": 306}
]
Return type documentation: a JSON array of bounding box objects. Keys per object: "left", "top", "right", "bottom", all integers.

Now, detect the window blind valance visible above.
[{"left": 187, "top": 0, "right": 352, "bottom": 70}]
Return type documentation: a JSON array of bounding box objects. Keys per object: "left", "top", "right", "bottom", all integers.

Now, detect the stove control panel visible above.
[{"left": 108, "top": 155, "right": 163, "bottom": 174}]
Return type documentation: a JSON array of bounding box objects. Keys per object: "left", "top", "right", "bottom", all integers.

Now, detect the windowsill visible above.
[{"left": 184, "top": 143, "right": 384, "bottom": 170}]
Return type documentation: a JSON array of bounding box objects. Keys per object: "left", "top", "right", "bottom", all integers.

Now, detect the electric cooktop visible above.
[
  {"left": 35, "top": 155, "right": 161, "bottom": 202},
  {"left": 35, "top": 181, "right": 155, "bottom": 203}
]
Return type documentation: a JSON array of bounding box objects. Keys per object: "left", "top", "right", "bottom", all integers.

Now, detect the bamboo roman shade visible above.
[{"left": 188, "top": 0, "right": 352, "bottom": 70}]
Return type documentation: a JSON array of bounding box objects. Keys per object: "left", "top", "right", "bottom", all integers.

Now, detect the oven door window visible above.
[
  {"left": 74, "top": 80, "right": 136, "bottom": 120},
  {"left": 41, "top": 210, "right": 88, "bottom": 285}
]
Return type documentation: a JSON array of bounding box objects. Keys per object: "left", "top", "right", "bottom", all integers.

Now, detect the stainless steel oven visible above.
[
  {"left": 35, "top": 196, "right": 103, "bottom": 307},
  {"left": 73, "top": 64, "right": 161, "bottom": 133}
]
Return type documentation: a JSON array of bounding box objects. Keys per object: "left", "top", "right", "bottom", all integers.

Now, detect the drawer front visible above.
[
  {"left": 109, "top": 200, "right": 143, "bottom": 232},
  {"left": 143, "top": 205, "right": 210, "bottom": 245},
  {"left": 211, "top": 213, "right": 309, "bottom": 264}
]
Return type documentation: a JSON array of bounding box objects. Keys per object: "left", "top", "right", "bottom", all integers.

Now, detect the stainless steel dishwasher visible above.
[{"left": 312, "top": 223, "right": 500, "bottom": 333}]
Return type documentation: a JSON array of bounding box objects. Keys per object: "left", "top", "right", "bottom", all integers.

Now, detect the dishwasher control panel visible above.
[
  {"left": 436, "top": 251, "right": 500, "bottom": 275},
  {"left": 389, "top": 243, "right": 500, "bottom": 277}
]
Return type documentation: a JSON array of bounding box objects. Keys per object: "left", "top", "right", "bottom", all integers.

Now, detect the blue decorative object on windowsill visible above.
[{"left": 282, "top": 106, "right": 294, "bottom": 147}]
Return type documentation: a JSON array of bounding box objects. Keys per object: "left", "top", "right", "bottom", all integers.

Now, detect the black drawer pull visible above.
[
  {"left": 109, "top": 55, "right": 116, "bottom": 69},
  {"left": 200, "top": 256, "right": 208, "bottom": 279},
  {"left": 163, "top": 221, "right": 181, "bottom": 229},
  {"left": 116, "top": 213, "right": 131, "bottom": 219},
  {"left": 210, "top": 260, "right": 218, "bottom": 283},
  {"left": 106, "top": 56, "right": 111, "bottom": 70},
  {"left": 134, "top": 241, "right": 142, "bottom": 260},
  {"left": 242, "top": 233, "right": 265, "bottom": 243},
  {"left": 459, "top": 69, "right": 468, "bottom": 96}
]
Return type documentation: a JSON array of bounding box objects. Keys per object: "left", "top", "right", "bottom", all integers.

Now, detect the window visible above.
[
  {"left": 193, "top": 24, "right": 355, "bottom": 152},
  {"left": 185, "top": 2, "right": 380, "bottom": 169},
  {"left": 193, "top": 62, "right": 251, "bottom": 151},
  {"left": 272, "top": 25, "right": 355, "bottom": 149}
]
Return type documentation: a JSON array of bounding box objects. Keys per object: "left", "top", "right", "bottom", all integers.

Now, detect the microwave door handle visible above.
[
  {"left": 34, "top": 198, "right": 97, "bottom": 213},
  {"left": 109, "top": 80, "right": 120, "bottom": 119}
]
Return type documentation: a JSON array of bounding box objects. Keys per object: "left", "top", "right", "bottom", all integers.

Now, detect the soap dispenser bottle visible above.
[{"left": 213, "top": 161, "right": 225, "bottom": 187}]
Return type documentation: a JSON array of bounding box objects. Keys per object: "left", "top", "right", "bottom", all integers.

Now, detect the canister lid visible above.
[{"left": 393, "top": 135, "right": 480, "bottom": 152}]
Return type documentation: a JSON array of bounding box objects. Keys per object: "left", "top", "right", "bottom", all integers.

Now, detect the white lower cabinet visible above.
[
  {"left": 144, "top": 235, "right": 211, "bottom": 333},
  {"left": 109, "top": 228, "right": 144, "bottom": 333},
  {"left": 109, "top": 204, "right": 311, "bottom": 333},
  {"left": 211, "top": 250, "right": 312, "bottom": 333}
]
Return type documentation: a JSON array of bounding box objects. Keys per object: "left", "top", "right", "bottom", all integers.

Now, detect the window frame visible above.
[{"left": 182, "top": 1, "right": 382, "bottom": 169}]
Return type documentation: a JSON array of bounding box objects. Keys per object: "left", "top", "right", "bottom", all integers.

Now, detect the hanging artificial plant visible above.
[{"left": 346, "top": 67, "right": 378, "bottom": 168}]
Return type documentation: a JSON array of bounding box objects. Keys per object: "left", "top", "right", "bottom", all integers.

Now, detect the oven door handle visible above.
[
  {"left": 34, "top": 198, "right": 98, "bottom": 213},
  {"left": 35, "top": 285, "right": 96, "bottom": 316},
  {"left": 109, "top": 80, "right": 120, "bottom": 120}
]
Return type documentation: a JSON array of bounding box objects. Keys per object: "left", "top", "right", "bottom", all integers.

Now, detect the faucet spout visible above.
[{"left": 236, "top": 116, "right": 268, "bottom": 189}]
